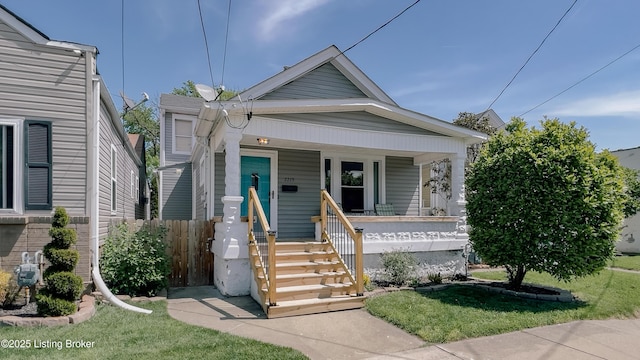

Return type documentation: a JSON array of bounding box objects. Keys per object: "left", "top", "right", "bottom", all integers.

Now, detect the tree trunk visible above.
[{"left": 506, "top": 265, "right": 527, "bottom": 291}]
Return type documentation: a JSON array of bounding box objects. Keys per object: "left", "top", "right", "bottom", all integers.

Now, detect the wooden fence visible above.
[{"left": 109, "top": 219, "right": 215, "bottom": 287}]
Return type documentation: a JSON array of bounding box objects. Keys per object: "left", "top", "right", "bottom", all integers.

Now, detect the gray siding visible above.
[
  {"left": 160, "top": 111, "right": 193, "bottom": 219},
  {"left": 161, "top": 163, "right": 192, "bottom": 220},
  {"left": 0, "top": 21, "right": 88, "bottom": 215},
  {"left": 277, "top": 149, "right": 320, "bottom": 239},
  {"left": 263, "top": 112, "right": 442, "bottom": 136},
  {"left": 98, "top": 103, "right": 141, "bottom": 238},
  {"left": 214, "top": 152, "right": 225, "bottom": 216},
  {"left": 261, "top": 63, "right": 367, "bottom": 100},
  {"left": 385, "top": 156, "right": 420, "bottom": 216}
]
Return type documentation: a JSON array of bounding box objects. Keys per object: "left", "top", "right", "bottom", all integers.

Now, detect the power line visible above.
[
  {"left": 519, "top": 41, "right": 640, "bottom": 117},
  {"left": 197, "top": 0, "right": 216, "bottom": 87},
  {"left": 121, "top": 0, "right": 125, "bottom": 93},
  {"left": 221, "top": 0, "right": 232, "bottom": 86},
  {"left": 486, "top": 0, "right": 578, "bottom": 110},
  {"left": 338, "top": 0, "right": 422, "bottom": 57}
]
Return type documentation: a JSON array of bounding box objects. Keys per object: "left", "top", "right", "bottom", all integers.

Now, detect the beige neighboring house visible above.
[{"left": 613, "top": 146, "right": 640, "bottom": 253}]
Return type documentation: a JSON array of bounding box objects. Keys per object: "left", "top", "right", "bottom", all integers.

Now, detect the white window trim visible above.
[
  {"left": 130, "top": 170, "right": 135, "bottom": 199},
  {"left": 0, "top": 117, "right": 24, "bottom": 215},
  {"left": 135, "top": 175, "right": 139, "bottom": 204},
  {"left": 172, "top": 114, "right": 196, "bottom": 155},
  {"left": 199, "top": 156, "right": 205, "bottom": 187},
  {"left": 111, "top": 144, "right": 117, "bottom": 214},
  {"left": 321, "top": 152, "right": 385, "bottom": 212}
]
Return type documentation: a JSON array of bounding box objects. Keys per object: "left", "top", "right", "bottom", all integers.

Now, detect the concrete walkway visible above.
[{"left": 167, "top": 286, "right": 640, "bottom": 360}]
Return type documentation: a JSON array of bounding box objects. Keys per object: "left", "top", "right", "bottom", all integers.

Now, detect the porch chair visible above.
[{"left": 374, "top": 203, "right": 396, "bottom": 216}]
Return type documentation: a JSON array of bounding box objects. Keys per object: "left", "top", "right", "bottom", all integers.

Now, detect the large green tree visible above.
[
  {"left": 122, "top": 102, "right": 159, "bottom": 218},
  {"left": 466, "top": 117, "right": 627, "bottom": 290}
]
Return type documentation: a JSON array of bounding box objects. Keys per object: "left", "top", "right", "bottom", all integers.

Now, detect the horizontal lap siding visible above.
[
  {"left": 213, "top": 152, "right": 225, "bottom": 216},
  {"left": 277, "top": 149, "right": 320, "bottom": 239},
  {"left": 261, "top": 63, "right": 367, "bottom": 100},
  {"left": 264, "top": 112, "right": 440, "bottom": 136},
  {"left": 161, "top": 112, "right": 192, "bottom": 220},
  {"left": 386, "top": 156, "right": 420, "bottom": 216},
  {"left": 98, "top": 103, "right": 140, "bottom": 239},
  {"left": 0, "top": 21, "right": 87, "bottom": 216}
]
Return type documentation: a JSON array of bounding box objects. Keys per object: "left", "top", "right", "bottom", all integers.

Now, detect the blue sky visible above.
[{"left": 4, "top": 0, "right": 640, "bottom": 151}]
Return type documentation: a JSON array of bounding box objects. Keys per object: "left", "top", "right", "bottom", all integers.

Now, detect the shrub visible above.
[
  {"left": 380, "top": 249, "right": 417, "bottom": 286},
  {"left": 0, "top": 270, "right": 12, "bottom": 305},
  {"left": 35, "top": 294, "right": 76, "bottom": 317},
  {"left": 101, "top": 223, "right": 169, "bottom": 297},
  {"left": 43, "top": 272, "right": 83, "bottom": 301},
  {"left": 43, "top": 244, "right": 78, "bottom": 272},
  {"left": 427, "top": 272, "right": 443, "bottom": 284},
  {"left": 36, "top": 207, "right": 83, "bottom": 316},
  {"left": 48, "top": 228, "right": 77, "bottom": 248}
]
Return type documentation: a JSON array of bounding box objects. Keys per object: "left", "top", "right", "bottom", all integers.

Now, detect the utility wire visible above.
[
  {"left": 486, "top": 0, "right": 578, "bottom": 110},
  {"left": 121, "top": 0, "right": 125, "bottom": 94},
  {"left": 221, "top": 0, "right": 232, "bottom": 87},
  {"left": 338, "top": 0, "right": 421, "bottom": 57},
  {"left": 519, "top": 41, "right": 640, "bottom": 117},
  {"left": 197, "top": 0, "right": 216, "bottom": 87}
]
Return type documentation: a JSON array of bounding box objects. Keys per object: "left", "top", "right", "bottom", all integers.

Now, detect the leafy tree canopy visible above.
[
  {"left": 466, "top": 117, "right": 627, "bottom": 289},
  {"left": 172, "top": 80, "right": 240, "bottom": 100}
]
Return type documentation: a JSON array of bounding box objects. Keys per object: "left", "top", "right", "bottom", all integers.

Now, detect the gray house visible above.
[
  {"left": 160, "top": 46, "right": 487, "bottom": 309},
  {"left": 0, "top": 5, "right": 146, "bottom": 282}
]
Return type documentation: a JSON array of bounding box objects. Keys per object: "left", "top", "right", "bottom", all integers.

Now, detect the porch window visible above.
[
  {"left": 341, "top": 161, "right": 364, "bottom": 213},
  {"left": 324, "top": 158, "right": 331, "bottom": 194}
]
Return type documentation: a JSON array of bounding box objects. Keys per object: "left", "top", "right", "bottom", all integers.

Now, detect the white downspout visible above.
[{"left": 90, "top": 75, "right": 151, "bottom": 314}]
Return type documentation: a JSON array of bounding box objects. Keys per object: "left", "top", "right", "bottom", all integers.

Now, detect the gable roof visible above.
[
  {"left": 0, "top": 4, "right": 96, "bottom": 52},
  {"left": 239, "top": 45, "right": 397, "bottom": 105}
]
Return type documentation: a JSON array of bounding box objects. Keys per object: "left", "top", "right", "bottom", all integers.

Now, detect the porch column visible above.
[
  {"left": 212, "top": 127, "right": 250, "bottom": 296},
  {"left": 449, "top": 153, "right": 466, "bottom": 216}
]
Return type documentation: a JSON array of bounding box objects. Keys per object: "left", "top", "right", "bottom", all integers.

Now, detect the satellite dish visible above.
[
  {"left": 195, "top": 84, "right": 219, "bottom": 102},
  {"left": 120, "top": 91, "right": 136, "bottom": 110}
]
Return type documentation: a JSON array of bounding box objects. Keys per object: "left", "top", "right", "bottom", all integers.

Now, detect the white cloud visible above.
[
  {"left": 257, "top": 0, "right": 331, "bottom": 42},
  {"left": 552, "top": 90, "right": 640, "bottom": 117}
]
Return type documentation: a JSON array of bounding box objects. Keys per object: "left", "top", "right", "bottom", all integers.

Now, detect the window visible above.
[
  {"left": 323, "top": 153, "right": 384, "bottom": 214},
  {"left": 111, "top": 145, "right": 117, "bottom": 213},
  {"left": 130, "top": 170, "right": 135, "bottom": 199},
  {"left": 135, "top": 176, "right": 139, "bottom": 204},
  {"left": 173, "top": 116, "right": 194, "bottom": 154},
  {"left": 341, "top": 161, "right": 364, "bottom": 212},
  {"left": 0, "top": 123, "right": 15, "bottom": 210},
  {"left": 0, "top": 119, "right": 51, "bottom": 213}
]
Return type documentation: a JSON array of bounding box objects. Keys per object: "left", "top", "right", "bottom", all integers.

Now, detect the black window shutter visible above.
[{"left": 24, "top": 121, "right": 52, "bottom": 210}]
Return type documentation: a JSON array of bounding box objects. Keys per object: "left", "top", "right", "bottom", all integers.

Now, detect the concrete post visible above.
[{"left": 212, "top": 126, "right": 250, "bottom": 296}]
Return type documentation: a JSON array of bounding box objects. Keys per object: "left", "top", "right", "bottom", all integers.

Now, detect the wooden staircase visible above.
[{"left": 250, "top": 240, "right": 365, "bottom": 318}]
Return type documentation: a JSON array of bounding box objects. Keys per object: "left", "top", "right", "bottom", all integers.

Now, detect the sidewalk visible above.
[{"left": 167, "top": 286, "right": 640, "bottom": 360}]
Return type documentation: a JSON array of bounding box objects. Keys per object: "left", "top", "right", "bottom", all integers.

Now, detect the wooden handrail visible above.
[
  {"left": 248, "top": 187, "right": 277, "bottom": 305},
  {"left": 320, "top": 189, "right": 364, "bottom": 296}
]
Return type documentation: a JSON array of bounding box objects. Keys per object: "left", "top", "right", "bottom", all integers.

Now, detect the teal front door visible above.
[{"left": 241, "top": 156, "right": 271, "bottom": 223}]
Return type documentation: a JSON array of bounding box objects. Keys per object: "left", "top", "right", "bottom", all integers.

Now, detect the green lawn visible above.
[
  {"left": 365, "top": 269, "right": 640, "bottom": 343},
  {"left": 611, "top": 255, "right": 640, "bottom": 271},
  {"left": 0, "top": 301, "right": 307, "bottom": 360}
]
